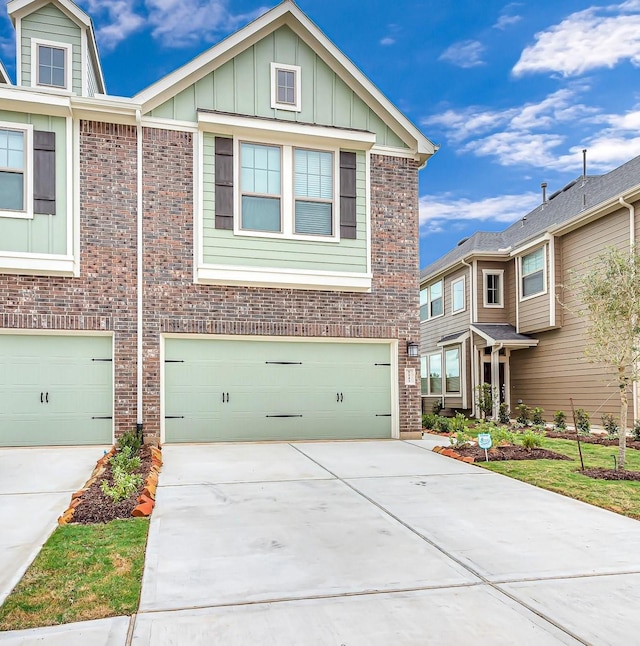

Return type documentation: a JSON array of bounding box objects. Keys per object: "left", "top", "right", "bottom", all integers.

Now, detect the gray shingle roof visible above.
[
  {"left": 421, "top": 154, "right": 640, "bottom": 281},
  {"left": 471, "top": 323, "right": 537, "bottom": 346}
]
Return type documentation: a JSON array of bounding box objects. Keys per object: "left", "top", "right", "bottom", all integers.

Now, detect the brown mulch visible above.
[
  {"left": 545, "top": 431, "right": 640, "bottom": 450},
  {"left": 580, "top": 467, "right": 640, "bottom": 481},
  {"left": 72, "top": 445, "right": 153, "bottom": 525},
  {"left": 453, "top": 445, "right": 573, "bottom": 462}
]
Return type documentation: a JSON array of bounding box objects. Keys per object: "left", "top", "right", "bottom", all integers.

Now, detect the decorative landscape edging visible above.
[
  {"left": 432, "top": 445, "right": 475, "bottom": 463},
  {"left": 58, "top": 445, "right": 163, "bottom": 525}
]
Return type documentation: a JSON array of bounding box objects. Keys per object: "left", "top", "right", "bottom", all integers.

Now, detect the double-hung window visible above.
[
  {"left": 240, "top": 142, "right": 282, "bottom": 232},
  {"left": 521, "top": 248, "right": 545, "bottom": 298},
  {"left": 445, "top": 347, "right": 461, "bottom": 394},
  {"left": 483, "top": 270, "right": 504, "bottom": 307},
  {"left": 451, "top": 277, "right": 465, "bottom": 313},
  {"left": 294, "top": 149, "right": 333, "bottom": 235},
  {"left": 420, "top": 280, "right": 444, "bottom": 320},
  {"left": 0, "top": 127, "right": 25, "bottom": 213},
  {"left": 429, "top": 353, "right": 442, "bottom": 395}
]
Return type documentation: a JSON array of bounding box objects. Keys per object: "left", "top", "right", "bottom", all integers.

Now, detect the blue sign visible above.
[{"left": 478, "top": 433, "right": 492, "bottom": 450}]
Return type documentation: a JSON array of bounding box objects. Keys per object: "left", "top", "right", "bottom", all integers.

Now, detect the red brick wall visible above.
[
  {"left": 0, "top": 121, "right": 139, "bottom": 437},
  {"left": 141, "top": 128, "right": 421, "bottom": 438}
]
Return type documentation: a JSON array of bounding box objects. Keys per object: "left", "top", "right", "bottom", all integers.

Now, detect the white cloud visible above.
[
  {"left": 419, "top": 192, "right": 541, "bottom": 235},
  {"left": 144, "top": 0, "right": 266, "bottom": 48},
  {"left": 514, "top": 2, "right": 640, "bottom": 77},
  {"left": 380, "top": 37, "right": 395, "bottom": 46},
  {"left": 82, "top": 0, "right": 146, "bottom": 49},
  {"left": 439, "top": 40, "right": 486, "bottom": 68},
  {"left": 493, "top": 3, "right": 523, "bottom": 30}
]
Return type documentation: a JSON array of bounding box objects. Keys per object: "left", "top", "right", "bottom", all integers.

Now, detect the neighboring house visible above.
[
  {"left": 0, "top": 0, "right": 436, "bottom": 446},
  {"left": 420, "top": 155, "right": 640, "bottom": 425}
]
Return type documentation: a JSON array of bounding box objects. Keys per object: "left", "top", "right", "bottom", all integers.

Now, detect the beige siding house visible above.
[{"left": 420, "top": 156, "right": 640, "bottom": 426}]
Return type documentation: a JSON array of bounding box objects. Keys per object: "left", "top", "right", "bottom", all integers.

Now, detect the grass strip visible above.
[
  {"left": 481, "top": 437, "right": 640, "bottom": 520},
  {"left": 0, "top": 518, "right": 149, "bottom": 631}
]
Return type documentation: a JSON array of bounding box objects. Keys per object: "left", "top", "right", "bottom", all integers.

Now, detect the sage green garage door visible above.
[
  {"left": 164, "top": 338, "right": 393, "bottom": 442},
  {"left": 0, "top": 335, "right": 113, "bottom": 446}
]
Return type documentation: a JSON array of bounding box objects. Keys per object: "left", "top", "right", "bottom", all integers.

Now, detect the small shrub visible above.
[
  {"left": 492, "top": 425, "right": 517, "bottom": 446},
  {"left": 422, "top": 413, "right": 439, "bottom": 430},
  {"left": 449, "top": 430, "right": 472, "bottom": 449},
  {"left": 475, "top": 383, "right": 495, "bottom": 420},
  {"left": 498, "top": 403, "right": 510, "bottom": 425},
  {"left": 575, "top": 408, "right": 591, "bottom": 435},
  {"left": 601, "top": 413, "right": 619, "bottom": 438},
  {"left": 111, "top": 446, "right": 141, "bottom": 474},
  {"left": 432, "top": 400, "right": 443, "bottom": 415},
  {"left": 101, "top": 469, "right": 144, "bottom": 504},
  {"left": 553, "top": 411, "right": 567, "bottom": 431},
  {"left": 633, "top": 420, "right": 640, "bottom": 441},
  {"left": 450, "top": 412, "right": 467, "bottom": 434},
  {"left": 521, "top": 432, "right": 543, "bottom": 451},
  {"left": 531, "top": 407, "right": 545, "bottom": 426},
  {"left": 436, "top": 416, "right": 452, "bottom": 433},
  {"left": 515, "top": 403, "right": 530, "bottom": 426},
  {"left": 117, "top": 430, "right": 141, "bottom": 455}
]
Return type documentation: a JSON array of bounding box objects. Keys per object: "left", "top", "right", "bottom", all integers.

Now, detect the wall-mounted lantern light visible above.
[{"left": 406, "top": 341, "right": 419, "bottom": 358}]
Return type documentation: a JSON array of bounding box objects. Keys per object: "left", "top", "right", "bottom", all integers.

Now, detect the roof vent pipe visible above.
[
  {"left": 582, "top": 149, "right": 587, "bottom": 185},
  {"left": 541, "top": 182, "right": 548, "bottom": 206}
]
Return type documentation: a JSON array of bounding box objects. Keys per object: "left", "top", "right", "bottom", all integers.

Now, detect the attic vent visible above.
[{"left": 457, "top": 237, "right": 469, "bottom": 246}]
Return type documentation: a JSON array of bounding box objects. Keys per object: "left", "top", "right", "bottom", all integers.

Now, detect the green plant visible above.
[
  {"left": 432, "top": 400, "right": 443, "bottom": 415},
  {"left": 554, "top": 411, "right": 567, "bottom": 431},
  {"left": 575, "top": 408, "right": 591, "bottom": 435},
  {"left": 521, "top": 431, "right": 543, "bottom": 451},
  {"left": 101, "top": 447, "right": 143, "bottom": 504},
  {"left": 449, "top": 430, "right": 471, "bottom": 449},
  {"left": 111, "top": 446, "right": 141, "bottom": 474},
  {"left": 117, "top": 430, "right": 141, "bottom": 455},
  {"left": 601, "top": 414, "right": 619, "bottom": 438},
  {"left": 475, "top": 383, "right": 495, "bottom": 419},
  {"left": 531, "top": 407, "right": 545, "bottom": 426},
  {"left": 515, "top": 403, "right": 530, "bottom": 426},
  {"left": 633, "top": 420, "right": 640, "bottom": 441},
  {"left": 422, "top": 413, "right": 439, "bottom": 430},
  {"left": 450, "top": 412, "right": 467, "bottom": 434},
  {"left": 498, "top": 403, "right": 510, "bottom": 425},
  {"left": 435, "top": 416, "right": 452, "bottom": 433},
  {"left": 491, "top": 425, "right": 517, "bottom": 446}
]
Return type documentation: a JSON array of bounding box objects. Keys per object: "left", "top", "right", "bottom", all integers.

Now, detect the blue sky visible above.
[{"left": 2, "top": 0, "right": 640, "bottom": 269}]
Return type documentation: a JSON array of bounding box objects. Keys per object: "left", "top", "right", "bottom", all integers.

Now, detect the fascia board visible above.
[
  {"left": 70, "top": 95, "right": 138, "bottom": 123},
  {"left": 0, "top": 86, "right": 71, "bottom": 115}
]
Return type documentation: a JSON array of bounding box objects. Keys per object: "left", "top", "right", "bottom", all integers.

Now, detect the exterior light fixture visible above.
[{"left": 406, "top": 341, "right": 419, "bottom": 357}]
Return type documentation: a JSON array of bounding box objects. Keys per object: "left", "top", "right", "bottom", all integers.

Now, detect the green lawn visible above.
[
  {"left": 0, "top": 519, "right": 149, "bottom": 631},
  {"left": 480, "top": 436, "right": 640, "bottom": 520}
]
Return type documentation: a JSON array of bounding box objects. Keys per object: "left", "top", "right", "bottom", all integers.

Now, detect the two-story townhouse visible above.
[
  {"left": 0, "top": 0, "right": 436, "bottom": 447},
  {"left": 420, "top": 155, "right": 640, "bottom": 425}
]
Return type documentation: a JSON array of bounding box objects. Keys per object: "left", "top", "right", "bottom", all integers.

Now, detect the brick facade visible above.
[{"left": 0, "top": 121, "right": 422, "bottom": 441}]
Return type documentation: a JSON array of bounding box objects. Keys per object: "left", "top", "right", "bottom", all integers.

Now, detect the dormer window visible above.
[
  {"left": 271, "top": 63, "right": 301, "bottom": 112},
  {"left": 31, "top": 40, "right": 72, "bottom": 90}
]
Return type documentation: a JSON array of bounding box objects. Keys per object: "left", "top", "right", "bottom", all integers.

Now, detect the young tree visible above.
[{"left": 572, "top": 246, "right": 640, "bottom": 468}]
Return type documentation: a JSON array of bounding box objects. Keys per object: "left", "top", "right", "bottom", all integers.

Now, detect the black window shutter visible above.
[
  {"left": 340, "top": 151, "right": 357, "bottom": 239},
  {"left": 33, "top": 131, "right": 56, "bottom": 215},
  {"left": 215, "top": 137, "right": 234, "bottom": 230}
]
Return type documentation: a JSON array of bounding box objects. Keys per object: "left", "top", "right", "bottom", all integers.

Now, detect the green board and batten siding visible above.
[
  {"left": 20, "top": 4, "right": 83, "bottom": 95},
  {"left": 164, "top": 338, "right": 392, "bottom": 442},
  {"left": 149, "top": 26, "right": 407, "bottom": 149},
  {"left": 0, "top": 335, "right": 113, "bottom": 446},
  {"left": 202, "top": 134, "right": 367, "bottom": 271},
  {"left": 0, "top": 110, "right": 67, "bottom": 256}
]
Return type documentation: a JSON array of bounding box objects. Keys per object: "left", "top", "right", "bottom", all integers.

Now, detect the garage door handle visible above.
[
  {"left": 222, "top": 392, "right": 229, "bottom": 403},
  {"left": 376, "top": 414, "right": 392, "bottom": 417},
  {"left": 336, "top": 393, "right": 343, "bottom": 402},
  {"left": 45, "top": 392, "right": 49, "bottom": 403},
  {"left": 266, "top": 414, "right": 303, "bottom": 418},
  {"left": 40, "top": 392, "right": 43, "bottom": 403}
]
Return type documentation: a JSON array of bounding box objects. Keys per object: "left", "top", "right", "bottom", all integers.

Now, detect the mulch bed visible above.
[
  {"left": 580, "top": 467, "right": 640, "bottom": 481},
  {"left": 545, "top": 431, "right": 640, "bottom": 450},
  {"left": 453, "top": 445, "right": 572, "bottom": 462},
  {"left": 72, "top": 445, "right": 153, "bottom": 525}
]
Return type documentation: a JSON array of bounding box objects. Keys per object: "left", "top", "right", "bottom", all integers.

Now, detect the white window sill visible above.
[
  {"left": 196, "top": 264, "right": 372, "bottom": 292},
  {"left": 0, "top": 252, "right": 77, "bottom": 276}
]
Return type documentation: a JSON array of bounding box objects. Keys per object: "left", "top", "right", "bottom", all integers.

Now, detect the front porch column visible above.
[{"left": 491, "top": 345, "right": 501, "bottom": 419}]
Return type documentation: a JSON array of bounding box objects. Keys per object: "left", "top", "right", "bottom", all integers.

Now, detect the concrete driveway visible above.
[
  {"left": 0, "top": 446, "right": 108, "bottom": 606},
  {"left": 3, "top": 438, "right": 640, "bottom": 645}
]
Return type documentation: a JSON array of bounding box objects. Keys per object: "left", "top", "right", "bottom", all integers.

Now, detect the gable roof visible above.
[
  {"left": 421, "top": 154, "right": 640, "bottom": 281},
  {"left": 0, "top": 60, "right": 10, "bottom": 85},
  {"left": 7, "top": 0, "right": 106, "bottom": 94},
  {"left": 134, "top": 0, "right": 436, "bottom": 164}
]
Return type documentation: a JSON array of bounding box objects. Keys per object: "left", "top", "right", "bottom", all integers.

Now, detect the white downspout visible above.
[
  {"left": 461, "top": 258, "right": 474, "bottom": 415},
  {"left": 619, "top": 196, "right": 636, "bottom": 424},
  {"left": 492, "top": 342, "right": 503, "bottom": 420},
  {"left": 136, "top": 109, "right": 144, "bottom": 441}
]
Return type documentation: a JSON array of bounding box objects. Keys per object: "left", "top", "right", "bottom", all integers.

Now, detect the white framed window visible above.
[
  {"left": 520, "top": 247, "right": 546, "bottom": 299},
  {"left": 483, "top": 269, "right": 504, "bottom": 308},
  {"left": 451, "top": 276, "right": 465, "bottom": 313},
  {"left": 420, "top": 280, "right": 444, "bottom": 321},
  {"left": 235, "top": 139, "right": 338, "bottom": 241},
  {"left": 270, "top": 63, "right": 301, "bottom": 112},
  {"left": 428, "top": 352, "right": 442, "bottom": 395},
  {"left": 444, "top": 347, "right": 461, "bottom": 394},
  {"left": 31, "top": 39, "right": 72, "bottom": 91},
  {"left": 0, "top": 123, "right": 33, "bottom": 219}
]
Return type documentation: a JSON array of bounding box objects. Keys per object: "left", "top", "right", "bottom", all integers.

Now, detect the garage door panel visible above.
[
  {"left": 0, "top": 335, "right": 113, "bottom": 447},
  {"left": 164, "top": 338, "right": 393, "bottom": 442}
]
